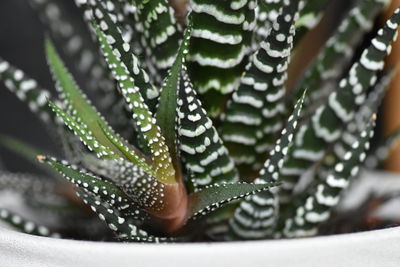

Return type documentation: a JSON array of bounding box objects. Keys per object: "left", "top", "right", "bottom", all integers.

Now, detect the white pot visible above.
[
  {"left": 1, "top": 226, "right": 400, "bottom": 267},
  {"left": 1, "top": 171, "right": 400, "bottom": 267}
]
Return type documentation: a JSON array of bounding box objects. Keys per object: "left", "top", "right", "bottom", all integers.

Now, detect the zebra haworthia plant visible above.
[{"left": 0, "top": 0, "right": 399, "bottom": 242}]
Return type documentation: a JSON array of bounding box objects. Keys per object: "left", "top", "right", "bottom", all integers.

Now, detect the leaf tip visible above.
[{"left": 36, "top": 155, "right": 46, "bottom": 163}]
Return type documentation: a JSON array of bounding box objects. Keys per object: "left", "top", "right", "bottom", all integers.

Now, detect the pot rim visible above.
[
  {"left": 1, "top": 226, "right": 400, "bottom": 267},
  {"left": 1, "top": 223, "right": 400, "bottom": 247}
]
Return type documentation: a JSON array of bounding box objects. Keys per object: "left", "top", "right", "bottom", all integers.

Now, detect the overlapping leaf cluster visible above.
[{"left": 0, "top": 0, "right": 399, "bottom": 242}]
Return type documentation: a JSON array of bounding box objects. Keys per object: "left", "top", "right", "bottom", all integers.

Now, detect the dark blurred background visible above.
[
  {"left": 0, "top": 1, "right": 49, "bottom": 173},
  {"left": 0, "top": 1, "right": 80, "bottom": 173}
]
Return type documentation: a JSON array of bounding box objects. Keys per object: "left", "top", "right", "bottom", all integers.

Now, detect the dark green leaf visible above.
[
  {"left": 156, "top": 24, "right": 192, "bottom": 158},
  {"left": 177, "top": 67, "right": 239, "bottom": 190},
  {"left": 189, "top": 181, "right": 278, "bottom": 219},
  {"left": 226, "top": 90, "right": 306, "bottom": 240},
  {"left": 95, "top": 23, "right": 176, "bottom": 184},
  {"left": 279, "top": 8, "right": 400, "bottom": 199},
  {"left": 221, "top": 0, "right": 303, "bottom": 176}
]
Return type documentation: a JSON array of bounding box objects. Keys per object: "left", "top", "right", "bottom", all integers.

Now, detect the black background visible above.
[{"left": 0, "top": 1, "right": 78, "bottom": 173}]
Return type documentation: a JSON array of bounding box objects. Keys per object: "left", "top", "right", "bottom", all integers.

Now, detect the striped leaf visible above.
[
  {"left": 132, "top": 0, "right": 182, "bottom": 84},
  {"left": 76, "top": 190, "right": 163, "bottom": 242},
  {"left": 188, "top": 181, "right": 278, "bottom": 220},
  {"left": 74, "top": 0, "right": 144, "bottom": 55},
  {"left": 72, "top": 0, "right": 136, "bottom": 133},
  {"left": 88, "top": 0, "right": 159, "bottom": 110},
  {"left": 188, "top": 0, "right": 257, "bottom": 115},
  {"left": 357, "top": 70, "right": 395, "bottom": 170},
  {"left": 279, "top": 8, "right": 400, "bottom": 200},
  {"left": 177, "top": 67, "right": 239, "bottom": 190},
  {"left": 221, "top": 0, "right": 304, "bottom": 176},
  {"left": 156, "top": 24, "right": 192, "bottom": 158},
  {"left": 286, "top": 71, "right": 390, "bottom": 213},
  {"left": 295, "top": 0, "right": 389, "bottom": 117},
  {"left": 46, "top": 39, "right": 151, "bottom": 171},
  {"left": 108, "top": 0, "right": 145, "bottom": 57},
  {"left": 283, "top": 117, "right": 376, "bottom": 237},
  {"left": 39, "top": 156, "right": 153, "bottom": 220},
  {"left": 0, "top": 58, "right": 87, "bottom": 162},
  {"left": 253, "top": 0, "right": 282, "bottom": 45},
  {"left": 0, "top": 58, "right": 54, "bottom": 124},
  {"left": 294, "top": 0, "right": 330, "bottom": 44},
  {"left": 226, "top": 90, "right": 305, "bottom": 240},
  {"left": 95, "top": 24, "right": 176, "bottom": 184}
]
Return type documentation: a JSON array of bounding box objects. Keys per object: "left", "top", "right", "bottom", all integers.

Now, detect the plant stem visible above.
[{"left": 149, "top": 181, "right": 189, "bottom": 234}]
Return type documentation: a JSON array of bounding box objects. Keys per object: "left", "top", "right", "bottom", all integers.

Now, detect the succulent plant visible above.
[{"left": 0, "top": 0, "right": 400, "bottom": 243}]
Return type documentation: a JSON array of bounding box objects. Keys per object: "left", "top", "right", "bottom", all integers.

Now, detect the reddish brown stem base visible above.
[{"left": 148, "top": 181, "right": 190, "bottom": 234}]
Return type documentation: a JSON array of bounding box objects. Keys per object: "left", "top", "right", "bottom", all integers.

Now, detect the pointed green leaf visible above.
[
  {"left": 288, "top": 72, "right": 389, "bottom": 205},
  {"left": 156, "top": 23, "right": 192, "bottom": 157},
  {"left": 79, "top": 156, "right": 166, "bottom": 212},
  {"left": 48, "top": 100, "right": 118, "bottom": 159},
  {"left": 39, "top": 155, "right": 151, "bottom": 220},
  {"left": 46, "top": 41, "right": 149, "bottom": 166},
  {"left": 356, "top": 70, "right": 393, "bottom": 127},
  {"left": 227, "top": 91, "right": 306, "bottom": 240},
  {"left": 283, "top": 67, "right": 389, "bottom": 236},
  {"left": 0, "top": 135, "right": 47, "bottom": 169},
  {"left": 95, "top": 24, "right": 176, "bottom": 184},
  {"left": 295, "top": 0, "right": 389, "bottom": 115},
  {"left": 40, "top": 155, "right": 128, "bottom": 201},
  {"left": 188, "top": 181, "right": 278, "bottom": 219},
  {"left": 43, "top": 153, "right": 166, "bottom": 215},
  {"left": 283, "top": 117, "right": 376, "bottom": 237},
  {"left": 46, "top": 40, "right": 120, "bottom": 154},
  {"left": 188, "top": 0, "right": 257, "bottom": 115},
  {"left": 260, "top": 90, "right": 307, "bottom": 182},
  {"left": 88, "top": 0, "right": 159, "bottom": 110},
  {"left": 279, "top": 8, "right": 400, "bottom": 198},
  {"left": 97, "top": 122, "right": 153, "bottom": 175},
  {"left": 221, "top": 0, "right": 303, "bottom": 176},
  {"left": 76, "top": 190, "right": 159, "bottom": 242},
  {"left": 177, "top": 67, "right": 239, "bottom": 190}
]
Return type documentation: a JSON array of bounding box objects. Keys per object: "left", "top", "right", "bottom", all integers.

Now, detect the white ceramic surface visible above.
[{"left": 1, "top": 226, "right": 400, "bottom": 267}]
